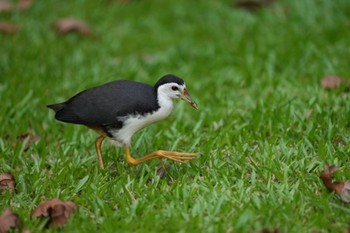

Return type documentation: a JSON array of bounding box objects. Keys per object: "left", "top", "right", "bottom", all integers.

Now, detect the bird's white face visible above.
[
  {"left": 158, "top": 82, "right": 198, "bottom": 109},
  {"left": 160, "top": 82, "right": 186, "bottom": 99}
]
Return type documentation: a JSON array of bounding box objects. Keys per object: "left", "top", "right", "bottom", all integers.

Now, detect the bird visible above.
[{"left": 47, "top": 74, "right": 200, "bottom": 169}]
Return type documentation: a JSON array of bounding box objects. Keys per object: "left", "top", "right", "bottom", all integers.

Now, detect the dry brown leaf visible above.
[
  {"left": 0, "top": 173, "right": 15, "bottom": 193},
  {"left": 320, "top": 163, "right": 350, "bottom": 203},
  {"left": 233, "top": 0, "right": 275, "bottom": 11},
  {"left": 320, "top": 75, "right": 350, "bottom": 91},
  {"left": 0, "top": 21, "right": 20, "bottom": 34},
  {"left": 17, "top": 132, "right": 41, "bottom": 150},
  {"left": 320, "top": 163, "right": 339, "bottom": 192},
  {"left": 0, "top": 0, "right": 12, "bottom": 12},
  {"left": 0, "top": 0, "right": 32, "bottom": 12},
  {"left": 16, "top": 0, "right": 32, "bottom": 10},
  {"left": 0, "top": 208, "right": 21, "bottom": 233},
  {"left": 32, "top": 199, "right": 76, "bottom": 227},
  {"left": 320, "top": 75, "right": 342, "bottom": 90},
  {"left": 336, "top": 181, "right": 350, "bottom": 203},
  {"left": 53, "top": 18, "right": 92, "bottom": 36}
]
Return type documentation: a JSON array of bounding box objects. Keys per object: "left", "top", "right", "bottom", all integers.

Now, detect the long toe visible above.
[
  {"left": 166, "top": 155, "right": 197, "bottom": 160},
  {"left": 160, "top": 151, "right": 201, "bottom": 157},
  {"left": 159, "top": 151, "right": 200, "bottom": 163},
  {"left": 161, "top": 156, "right": 187, "bottom": 164}
]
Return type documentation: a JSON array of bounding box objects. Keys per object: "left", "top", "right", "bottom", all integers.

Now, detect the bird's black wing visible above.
[{"left": 49, "top": 80, "right": 159, "bottom": 126}]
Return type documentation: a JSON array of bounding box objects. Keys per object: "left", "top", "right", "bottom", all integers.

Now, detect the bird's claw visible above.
[{"left": 157, "top": 151, "right": 201, "bottom": 164}]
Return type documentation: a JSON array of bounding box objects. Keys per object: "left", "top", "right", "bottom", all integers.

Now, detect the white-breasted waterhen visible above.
[{"left": 47, "top": 74, "right": 199, "bottom": 169}]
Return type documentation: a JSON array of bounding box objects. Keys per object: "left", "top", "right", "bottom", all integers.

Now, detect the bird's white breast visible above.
[{"left": 111, "top": 95, "right": 174, "bottom": 146}]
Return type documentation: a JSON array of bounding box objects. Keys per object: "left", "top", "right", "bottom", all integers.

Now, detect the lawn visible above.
[{"left": 1, "top": 0, "right": 350, "bottom": 232}]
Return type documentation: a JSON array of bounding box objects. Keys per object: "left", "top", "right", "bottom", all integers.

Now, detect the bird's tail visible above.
[{"left": 47, "top": 103, "right": 65, "bottom": 113}]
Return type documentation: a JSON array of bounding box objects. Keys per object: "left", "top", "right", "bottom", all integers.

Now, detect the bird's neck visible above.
[{"left": 156, "top": 90, "right": 174, "bottom": 114}]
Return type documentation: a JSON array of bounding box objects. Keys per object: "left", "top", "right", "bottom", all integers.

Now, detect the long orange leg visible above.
[
  {"left": 125, "top": 146, "right": 200, "bottom": 166},
  {"left": 95, "top": 136, "right": 106, "bottom": 169}
]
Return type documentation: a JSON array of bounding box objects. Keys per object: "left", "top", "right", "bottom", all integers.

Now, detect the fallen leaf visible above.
[
  {"left": 0, "top": 0, "right": 12, "bottom": 12},
  {"left": 320, "top": 75, "right": 342, "bottom": 90},
  {"left": 32, "top": 199, "right": 76, "bottom": 227},
  {"left": 0, "top": 21, "right": 20, "bottom": 34},
  {"left": 233, "top": 0, "right": 275, "bottom": 11},
  {"left": 0, "top": 0, "right": 32, "bottom": 13},
  {"left": 53, "top": 18, "right": 92, "bottom": 36},
  {"left": 320, "top": 163, "right": 339, "bottom": 192},
  {"left": 0, "top": 208, "right": 20, "bottom": 233},
  {"left": 320, "top": 163, "right": 350, "bottom": 203},
  {"left": 0, "top": 173, "right": 15, "bottom": 193},
  {"left": 16, "top": 0, "right": 32, "bottom": 10},
  {"left": 337, "top": 181, "right": 350, "bottom": 203},
  {"left": 17, "top": 132, "right": 41, "bottom": 150}
]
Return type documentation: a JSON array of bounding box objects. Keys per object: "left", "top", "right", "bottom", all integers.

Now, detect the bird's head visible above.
[{"left": 154, "top": 74, "right": 198, "bottom": 110}]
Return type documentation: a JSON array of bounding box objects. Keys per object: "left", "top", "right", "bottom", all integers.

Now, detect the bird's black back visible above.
[{"left": 48, "top": 80, "right": 159, "bottom": 127}]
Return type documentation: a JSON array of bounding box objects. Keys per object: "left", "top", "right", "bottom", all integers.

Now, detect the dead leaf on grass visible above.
[
  {"left": 321, "top": 75, "right": 342, "bottom": 90},
  {"left": 0, "top": 0, "right": 32, "bottom": 12},
  {"left": 16, "top": 0, "right": 32, "bottom": 11},
  {"left": 0, "top": 173, "right": 15, "bottom": 193},
  {"left": 0, "top": 0, "right": 12, "bottom": 12},
  {"left": 233, "top": 0, "right": 275, "bottom": 11},
  {"left": 32, "top": 199, "right": 76, "bottom": 228},
  {"left": 17, "top": 132, "right": 41, "bottom": 150},
  {"left": 0, "top": 21, "right": 20, "bottom": 34},
  {"left": 53, "top": 18, "right": 92, "bottom": 36},
  {"left": 0, "top": 208, "right": 20, "bottom": 233},
  {"left": 320, "top": 163, "right": 350, "bottom": 203}
]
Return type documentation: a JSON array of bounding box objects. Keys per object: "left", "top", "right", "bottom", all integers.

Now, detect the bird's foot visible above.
[
  {"left": 125, "top": 146, "right": 201, "bottom": 166},
  {"left": 156, "top": 150, "right": 200, "bottom": 164}
]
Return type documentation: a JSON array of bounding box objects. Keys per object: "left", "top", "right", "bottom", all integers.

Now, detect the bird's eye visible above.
[{"left": 171, "top": 86, "right": 179, "bottom": 91}]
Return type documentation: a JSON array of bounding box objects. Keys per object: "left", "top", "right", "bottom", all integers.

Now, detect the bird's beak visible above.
[{"left": 181, "top": 89, "right": 198, "bottom": 110}]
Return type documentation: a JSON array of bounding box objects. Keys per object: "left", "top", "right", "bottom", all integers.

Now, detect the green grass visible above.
[{"left": 1, "top": 0, "right": 350, "bottom": 232}]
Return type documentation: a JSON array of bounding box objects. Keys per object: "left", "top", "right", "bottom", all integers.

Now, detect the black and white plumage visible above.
[{"left": 48, "top": 74, "right": 199, "bottom": 169}]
